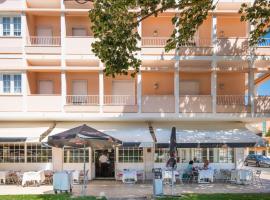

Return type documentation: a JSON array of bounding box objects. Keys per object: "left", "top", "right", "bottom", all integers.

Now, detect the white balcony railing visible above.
[
  {"left": 27, "top": 36, "right": 61, "bottom": 46},
  {"left": 179, "top": 95, "right": 212, "bottom": 113},
  {"left": 104, "top": 95, "right": 136, "bottom": 105},
  {"left": 255, "top": 96, "right": 270, "bottom": 113},
  {"left": 258, "top": 38, "right": 270, "bottom": 47},
  {"left": 66, "top": 95, "right": 99, "bottom": 105},
  {"left": 217, "top": 95, "right": 249, "bottom": 106},
  {"left": 141, "top": 37, "right": 212, "bottom": 47}
]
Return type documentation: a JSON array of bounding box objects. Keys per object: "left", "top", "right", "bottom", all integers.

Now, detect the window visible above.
[
  {"left": 14, "top": 74, "right": 21, "bottom": 93},
  {"left": 72, "top": 27, "right": 87, "bottom": 36},
  {"left": 118, "top": 147, "right": 143, "bottom": 163},
  {"left": 192, "top": 148, "right": 203, "bottom": 163},
  {"left": 154, "top": 148, "right": 181, "bottom": 163},
  {"left": 13, "top": 17, "right": 21, "bottom": 36},
  {"left": 218, "top": 148, "right": 234, "bottom": 163},
  {"left": 27, "top": 144, "right": 52, "bottom": 163},
  {"left": 64, "top": 148, "right": 89, "bottom": 163},
  {"left": 1, "top": 74, "right": 22, "bottom": 94},
  {"left": 3, "top": 17, "right": 11, "bottom": 36},
  {"left": 3, "top": 75, "right": 11, "bottom": 93},
  {"left": 0, "top": 144, "right": 25, "bottom": 163}
]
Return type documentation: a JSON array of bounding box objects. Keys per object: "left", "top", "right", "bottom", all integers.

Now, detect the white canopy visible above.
[
  {"left": 154, "top": 122, "right": 262, "bottom": 148},
  {"left": 0, "top": 122, "right": 52, "bottom": 143},
  {"left": 46, "top": 122, "right": 154, "bottom": 147}
]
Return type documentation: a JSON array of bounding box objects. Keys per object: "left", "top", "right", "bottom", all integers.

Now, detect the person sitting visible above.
[
  {"left": 203, "top": 160, "right": 212, "bottom": 170},
  {"left": 182, "top": 160, "right": 197, "bottom": 182}
]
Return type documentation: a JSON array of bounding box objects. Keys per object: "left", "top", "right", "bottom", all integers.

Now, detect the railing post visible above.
[
  {"left": 61, "top": 71, "right": 67, "bottom": 112},
  {"left": 99, "top": 62, "right": 104, "bottom": 113},
  {"left": 248, "top": 65, "right": 255, "bottom": 115},
  {"left": 137, "top": 70, "right": 142, "bottom": 113},
  {"left": 211, "top": 63, "right": 217, "bottom": 114},
  {"left": 174, "top": 61, "right": 180, "bottom": 114}
]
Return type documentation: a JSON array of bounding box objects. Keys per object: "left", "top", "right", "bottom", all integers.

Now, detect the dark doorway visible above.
[{"left": 95, "top": 149, "right": 115, "bottom": 178}]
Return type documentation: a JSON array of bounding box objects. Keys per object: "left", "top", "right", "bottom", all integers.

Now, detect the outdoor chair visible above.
[
  {"left": 252, "top": 170, "right": 263, "bottom": 185},
  {"left": 79, "top": 170, "right": 89, "bottom": 184},
  {"left": 220, "top": 169, "right": 231, "bottom": 183}
]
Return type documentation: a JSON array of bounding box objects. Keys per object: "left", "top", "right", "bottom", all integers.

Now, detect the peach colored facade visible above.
[
  {"left": 0, "top": 0, "right": 269, "bottom": 180},
  {"left": 0, "top": 0, "right": 268, "bottom": 118}
]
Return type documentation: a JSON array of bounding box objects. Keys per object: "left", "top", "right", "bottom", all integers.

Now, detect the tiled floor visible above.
[{"left": 0, "top": 167, "right": 269, "bottom": 198}]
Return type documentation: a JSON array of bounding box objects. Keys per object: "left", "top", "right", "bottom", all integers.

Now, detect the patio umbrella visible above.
[
  {"left": 48, "top": 124, "right": 122, "bottom": 196},
  {"left": 169, "top": 127, "right": 177, "bottom": 158}
]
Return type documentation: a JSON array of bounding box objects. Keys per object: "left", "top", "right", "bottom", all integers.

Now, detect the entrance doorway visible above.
[{"left": 95, "top": 149, "right": 115, "bottom": 178}]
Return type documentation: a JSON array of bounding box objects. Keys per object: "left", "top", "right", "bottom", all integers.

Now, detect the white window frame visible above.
[
  {"left": 26, "top": 143, "right": 52, "bottom": 163},
  {"left": 0, "top": 143, "right": 25, "bottom": 163},
  {"left": 0, "top": 16, "right": 22, "bottom": 37},
  {"left": 0, "top": 73, "right": 22, "bottom": 94},
  {"left": 118, "top": 147, "right": 143, "bottom": 163},
  {"left": 64, "top": 147, "right": 89, "bottom": 163}
]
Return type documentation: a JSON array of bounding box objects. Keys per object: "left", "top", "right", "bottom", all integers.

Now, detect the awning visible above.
[
  {"left": 0, "top": 122, "right": 53, "bottom": 143},
  {"left": 154, "top": 122, "right": 263, "bottom": 148},
  {"left": 45, "top": 122, "right": 153, "bottom": 147}
]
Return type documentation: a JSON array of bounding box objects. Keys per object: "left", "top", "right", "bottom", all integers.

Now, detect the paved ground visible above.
[{"left": 0, "top": 166, "right": 269, "bottom": 198}]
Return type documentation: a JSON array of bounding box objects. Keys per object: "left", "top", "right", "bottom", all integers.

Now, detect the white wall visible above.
[{"left": 0, "top": 163, "right": 53, "bottom": 172}]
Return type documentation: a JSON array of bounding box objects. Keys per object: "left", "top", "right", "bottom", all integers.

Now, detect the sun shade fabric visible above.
[
  {"left": 46, "top": 122, "right": 153, "bottom": 147},
  {"left": 48, "top": 124, "right": 122, "bottom": 149},
  {"left": 154, "top": 122, "right": 263, "bottom": 148},
  {"left": 0, "top": 122, "right": 52, "bottom": 143}
]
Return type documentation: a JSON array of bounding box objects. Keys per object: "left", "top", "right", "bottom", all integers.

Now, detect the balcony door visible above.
[
  {"left": 37, "top": 27, "right": 53, "bottom": 45},
  {"left": 38, "top": 80, "right": 53, "bottom": 95},
  {"left": 72, "top": 80, "right": 88, "bottom": 104},
  {"left": 112, "top": 80, "right": 135, "bottom": 105},
  {"left": 180, "top": 80, "right": 199, "bottom": 95}
]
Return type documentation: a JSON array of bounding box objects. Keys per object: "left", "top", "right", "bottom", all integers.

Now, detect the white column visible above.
[
  {"left": 137, "top": 70, "right": 142, "bottom": 113},
  {"left": 60, "top": 0, "right": 65, "bottom": 10},
  {"left": 174, "top": 61, "right": 180, "bottom": 113},
  {"left": 61, "top": 12, "right": 66, "bottom": 65},
  {"left": 21, "top": 71, "right": 27, "bottom": 112},
  {"left": 99, "top": 62, "right": 104, "bottom": 113},
  {"left": 52, "top": 147, "right": 63, "bottom": 171},
  {"left": 211, "top": 15, "right": 217, "bottom": 54},
  {"left": 248, "top": 65, "right": 255, "bottom": 115},
  {"left": 61, "top": 71, "right": 66, "bottom": 111},
  {"left": 211, "top": 62, "right": 217, "bottom": 114},
  {"left": 21, "top": 12, "right": 27, "bottom": 112}
]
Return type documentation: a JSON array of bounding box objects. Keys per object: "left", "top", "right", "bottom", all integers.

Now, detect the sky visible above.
[{"left": 257, "top": 79, "right": 270, "bottom": 96}]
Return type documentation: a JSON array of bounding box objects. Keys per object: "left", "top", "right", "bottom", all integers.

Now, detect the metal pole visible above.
[
  {"left": 171, "top": 167, "right": 174, "bottom": 196},
  {"left": 81, "top": 144, "right": 86, "bottom": 196}
]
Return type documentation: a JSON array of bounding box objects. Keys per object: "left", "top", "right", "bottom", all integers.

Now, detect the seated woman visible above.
[
  {"left": 203, "top": 160, "right": 212, "bottom": 170},
  {"left": 182, "top": 160, "right": 198, "bottom": 180}
]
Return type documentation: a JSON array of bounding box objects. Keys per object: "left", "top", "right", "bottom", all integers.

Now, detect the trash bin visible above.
[
  {"left": 152, "top": 168, "right": 163, "bottom": 196},
  {"left": 53, "top": 171, "right": 73, "bottom": 194}
]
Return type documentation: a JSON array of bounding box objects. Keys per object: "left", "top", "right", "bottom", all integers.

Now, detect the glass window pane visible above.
[
  {"left": 3, "top": 17, "right": 10, "bottom": 36},
  {"left": 14, "top": 75, "right": 21, "bottom": 93},
  {"left": 13, "top": 17, "right": 21, "bottom": 36},
  {"left": 3, "top": 75, "right": 11, "bottom": 93}
]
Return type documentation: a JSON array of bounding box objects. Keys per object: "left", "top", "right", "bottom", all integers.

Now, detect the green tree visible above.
[
  {"left": 265, "top": 129, "right": 270, "bottom": 137},
  {"left": 89, "top": 0, "right": 270, "bottom": 77}
]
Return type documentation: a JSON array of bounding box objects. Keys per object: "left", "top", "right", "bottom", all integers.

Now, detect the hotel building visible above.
[{"left": 0, "top": 0, "right": 269, "bottom": 180}]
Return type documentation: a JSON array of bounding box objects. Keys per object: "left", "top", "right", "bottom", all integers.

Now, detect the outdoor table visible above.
[
  {"left": 231, "top": 169, "right": 252, "bottom": 185},
  {"left": 162, "top": 169, "right": 179, "bottom": 183},
  {"left": 0, "top": 171, "right": 8, "bottom": 184},
  {"left": 122, "top": 169, "right": 138, "bottom": 183},
  {"left": 22, "top": 171, "right": 45, "bottom": 186},
  {"left": 198, "top": 169, "right": 214, "bottom": 183}
]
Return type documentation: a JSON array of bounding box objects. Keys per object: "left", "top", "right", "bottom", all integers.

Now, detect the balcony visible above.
[
  {"left": 141, "top": 37, "right": 213, "bottom": 56},
  {"left": 65, "top": 95, "right": 99, "bottom": 112},
  {"left": 179, "top": 95, "right": 212, "bottom": 113},
  {"left": 103, "top": 95, "right": 138, "bottom": 113},
  {"left": 26, "top": 36, "right": 61, "bottom": 54},
  {"left": 256, "top": 38, "right": 270, "bottom": 56},
  {"left": 255, "top": 96, "right": 270, "bottom": 113},
  {"left": 142, "top": 95, "right": 175, "bottom": 113},
  {"left": 217, "top": 95, "right": 250, "bottom": 113},
  {"left": 27, "top": 95, "right": 62, "bottom": 112},
  {"left": 65, "top": 37, "right": 95, "bottom": 55},
  {"left": 216, "top": 38, "right": 249, "bottom": 56}
]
